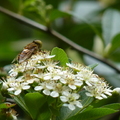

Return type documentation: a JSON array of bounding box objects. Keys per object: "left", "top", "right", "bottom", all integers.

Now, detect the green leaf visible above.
[
  {"left": 24, "top": 92, "right": 46, "bottom": 120},
  {"left": 101, "top": 103, "right": 120, "bottom": 110},
  {"left": 51, "top": 47, "right": 69, "bottom": 66},
  {"left": 0, "top": 103, "right": 15, "bottom": 109},
  {"left": 102, "top": 9, "right": 120, "bottom": 45},
  {"left": 13, "top": 95, "right": 29, "bottom": 115},
  {"left": 57, "top": 91, "right": 94, "bottom": 120},
  {"left": 37, "top": 103, "right": 51, "bottom": 120},
  {"left": 106, "top": 34, "right": 120, "bottom": 54},
  {"left": 0, "top": 83, "right": 5, "bottom": 103},
  {"left": 67, "top": 108, "right": 118, "bottom": 120},
  {"left": 49, "top": 9, "right": 70, "bottom": 22},
  {"left": 88, "top": 64, "right": 98, "bottom": 70}
]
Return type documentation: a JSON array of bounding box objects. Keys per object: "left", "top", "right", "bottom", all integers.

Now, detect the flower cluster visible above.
[{"left": 3, "top": 50, "right": 112, "bottom": 110}]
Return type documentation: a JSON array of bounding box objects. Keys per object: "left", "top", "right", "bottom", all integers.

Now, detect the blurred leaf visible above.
[
  {"left": 49, "top": 9, "right": 70, "bottom": 22},
  {"left": 67, "top": 108, "right": 118, "bottom": 120},
  {"left": 88, "top": 64, "right": 98, "bottom": 70},
  {"left": 24, "top": 92, "right": 46, "bottom": 119},
  {"left": 13, "top": 95, "right": 30, "bottom": 115},
  {"left": 101, "top": 103, "right": 120, "bottom": 110},
  {"left": 0, "top": 83, "right": 5, "bottom": 103},
  {"left": 51, "top": 47, "right": 69, "bottom": 66},
  {"left": 0, "top": 103, "right": 15, "bottom": 109},
  {"left": 102, "top": 9, "right": 120, "bottom": 45},
  {"left": 105, "top": 34, "right": 120, "bottom": 55}
]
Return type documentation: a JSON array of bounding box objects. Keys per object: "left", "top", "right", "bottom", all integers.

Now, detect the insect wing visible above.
[{"left": 18, "top": 48, "right": 35, "bottom": 63}]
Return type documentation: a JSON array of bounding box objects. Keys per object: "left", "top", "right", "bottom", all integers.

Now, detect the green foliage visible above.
[
  {"left": 0, "top": 0, "right": 120, "bottom": 119},
  {"left": 57, "top": 91, "right": 94, "bottom": 120},
  {"left": 67, "top": 108, "right": 118, "bottom": 120},
  {"left": 24, "top": 92, "right": 46, "bottom": 119},
  {"left": 51, "top": 47, "right": 69, "bottom": 66},
  {"left": 102, "top": 9, "right": 120, "bottom": 46}
]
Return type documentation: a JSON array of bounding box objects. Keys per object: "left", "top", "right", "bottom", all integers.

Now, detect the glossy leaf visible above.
[
  {"left": 101, "top": 103, "right": 120, "bottom": 110},
  {"left": 36, "top": 103, "right": 51, "bottom": 120},
  {"left": 51, "top": 47, "right": 69, "bottom": 66},
  {"left": 67, "top": 108, "right": 118, "bottom": 120},
  {"left": 24, "top": 92, "right": 46, "bottom": 120}
]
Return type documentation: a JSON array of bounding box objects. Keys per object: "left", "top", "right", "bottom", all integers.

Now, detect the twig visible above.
[{"left": 0, "top": 6, "right": 120, "bottom": 73}]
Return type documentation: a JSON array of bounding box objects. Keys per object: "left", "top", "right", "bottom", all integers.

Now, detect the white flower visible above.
[
  {"left": 31, "top": 51, "right": 55, "bottom": 61},
  {"left": 84, "top": 80, "right": 112, "bottom": 100},
  {"left": 43, "top": 68, "right": 62, "bottom": 81},
  {"left": 60, "top": 71, "right": 83, "bottom": 90},
  {"left": 60, "top": 92, "right": 82, "bottom": 110},
  {"left": 66, "top": 63, "right": 84, "bottom": 71},
  {"left": 34, "top": 86, "right": 43, "bottom": 91},
  {"left": 3, "top": 49, "right": 113, "bottom": 111}
]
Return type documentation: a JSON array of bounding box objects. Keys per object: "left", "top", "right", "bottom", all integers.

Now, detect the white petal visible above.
[
  {"left": 85, "top": 92, "right": 93, "bottom": 97},
  {"left": 14, "top": 89, "right": 21, "bottom": 95},
  {"left": 86, "top": 81, "right": 92, "bottom": 86},
  {"left": 27, "top": 79, "right": 34, "bottom": 84},
  {"left": 43, "top": 89, "right": 50, "bottom": 95},
  {"left": 53, "top": 76, "right": 60, "bottom": 80},
  {"left": 74, "top": 80, "right": 83, "bottom": 86},
  {"left": 60, "top": 79, "right": 66, "bottom": 84},
  {"left": 60, "top": 96, "right": 68, "bottom": 102},
  {"left": 44, "top": 76, "right": 51, "bottom": 80},
  {"left": 7, "top": 88, "right": 14, "bottom": 91},
  {"left": 62, "top": 91, "right": 70, "bottom": 96},
  {"left": 34, "top": 86, "right": 43, "bottom": 91},
  {"left": 37, "top": 66, "right": 46, "bottom": 69},
  {"left": 101, "top": 94, "right": 107, "bottom": 98},
  {"left": 68, "top": 84, "right": 76, "bottom": 90},
  {"left": 50, "top": 91, "right": 59, "bottom": 97},
  {"left": 46, "top": 55, "right": 55, "bottom": 58},
  {"left": 46, "top": 83, "right": 54, "bottom": 89},
  {"left": 22, "top": 85, "right": 30, "bottom": 90},
  {"left": 63, "top": 103, "right": 68, "bottom": 107},
  {"left": 75, "top": 101, "right": 83, "bottom": 108},
  {"left": 113, "top": 88, "right": 120, "bottom": 95},
  {"left": 68, "top": 104, "right": 75, "bottom": 110},
  {"left": 105, "top": 91, "right": 112, "bottom": 95},
  {"left": 96, "top": 96, "right": 103, "bottom": 100}
]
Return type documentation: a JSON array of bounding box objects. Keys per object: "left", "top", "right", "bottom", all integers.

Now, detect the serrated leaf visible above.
[
  {"left": 24, "top": 92, "right": 46, "bottom": 119},
  {"left": 102, "top": 9, "right": 120, "bottom": 45},
  {"left": 67, "top": 108, "right": 118, "bottom": 120},
  {"left": 51, "top": 47, "right": 69, "bottom": 66}
]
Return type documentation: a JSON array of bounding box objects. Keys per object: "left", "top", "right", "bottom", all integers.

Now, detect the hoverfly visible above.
[{"left": 13, "top": 40, "right": 42, "bottom": 63}]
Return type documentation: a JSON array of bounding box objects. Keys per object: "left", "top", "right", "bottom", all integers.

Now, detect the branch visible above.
[{"left": 0, "top": 6, "right": 120, "bottom": 73}]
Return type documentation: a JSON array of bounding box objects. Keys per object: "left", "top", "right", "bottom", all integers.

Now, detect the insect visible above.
[{"left": 13, "top": 40, "right": 42, "bottom": 63}]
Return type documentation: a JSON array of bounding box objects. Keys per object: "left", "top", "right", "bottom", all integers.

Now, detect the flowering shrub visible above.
[{"left": 1, "top": 47, "right": 116, "bottom": 120}]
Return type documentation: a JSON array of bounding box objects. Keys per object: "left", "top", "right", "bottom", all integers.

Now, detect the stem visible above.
[{"left": 0, "top": 6, "right": 120, "bottom": 73}]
